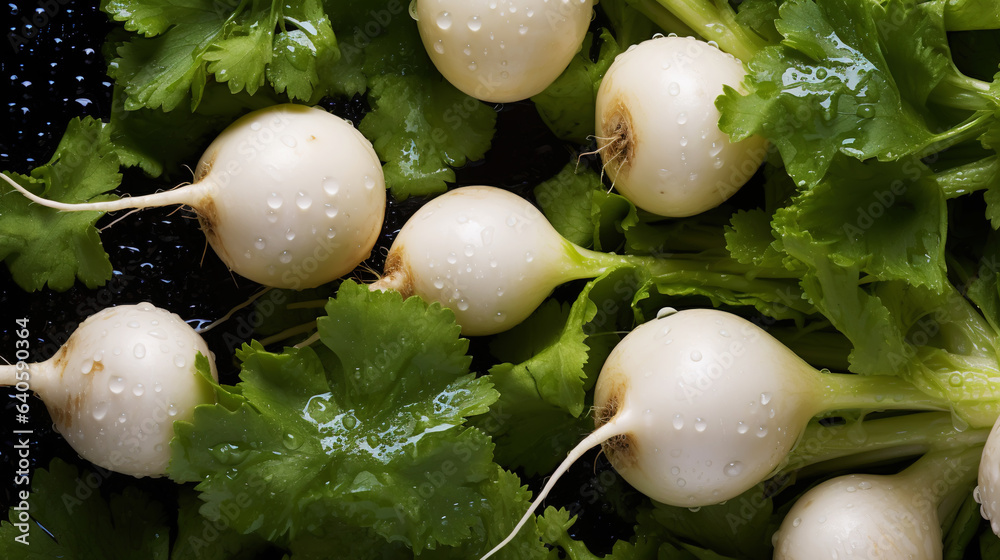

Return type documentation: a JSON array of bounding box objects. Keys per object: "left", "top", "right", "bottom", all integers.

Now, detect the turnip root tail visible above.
[
  {"left": 479, "top": 421, "right": 627, "bottom": 560},
  {"left": 1, "top": 172, "right": 205, "bottom": 213}
]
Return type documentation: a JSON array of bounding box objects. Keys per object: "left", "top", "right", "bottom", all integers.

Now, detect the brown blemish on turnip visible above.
[
  {"left": 599, "top": 98, "right": 635, "bottom": 179},
  {"left": 595, "top": 375, "right": 637, "bottom": 469}
]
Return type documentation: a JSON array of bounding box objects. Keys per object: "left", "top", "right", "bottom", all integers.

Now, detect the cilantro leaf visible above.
[
  {"left": 357, "top": 19, "right": 496, "bottom": 199},
  {"left": 172, "top": 489, "right": 275, "bottom": 560},
  {"left": 480, "top": 268, "right": 645, "bottom": 474},
  {"left": 0, "top": 117, "right": 119, "bottom": 291},
  {"left": 773, "top": 157, "right": 948, "bottom": 292},
  {"left": 0, "top": 459, "right": 169, "bottom": 559},
  {"left": 170, "top": 282, "right": 499, "bottom": 552},
  {"left": 534, "top": 163, "right": 603, "bottom": 247},
  {"left": 104, "top": 0, "right": 338, "bottom": 110},
  {"left": 719, "top": 0, "right": 957, "bottom": 187},
  {"left": 532, "top": 29, "right": 622, "bottom": 144}
]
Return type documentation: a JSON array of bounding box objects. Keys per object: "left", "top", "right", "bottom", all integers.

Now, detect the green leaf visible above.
[
  {"left": 532, "top": 29, "right": 622, "bottom": 144},
  {"left": 170, "top": 282, "right": 499, "bottom": 552},
  {"left": 534, "top": 163, "right": 603, "bottom": 247},
  {"left": 719, "top": 0, "right": 956, "bottom": 187},
  {"left": 479, "top": 268, "right": 646, "bottom": 474},
  {"left": 172, "top": 489, "right": 274, "bottom": 560},
  {"left": 724, "top": 209, "right": 784, "bottom": 269},
  {"left": 105, "top": 0, "right": 339, "bottom": 110},
  {"left": 0, "top": 117, "right": 119, "bottom": 291},
  {"left": 0, "top": 459, "right": 169, "bottom": 559},
  {"left": 358, "top": 21, "right": 496, "bottom": 199},
  {"left": 774, "top": 157, "right": 948, "bottom": 292}
]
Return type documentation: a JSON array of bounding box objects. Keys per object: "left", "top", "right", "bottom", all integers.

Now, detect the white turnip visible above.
[
  {"left": 0, "top": 303, "right": 218, "bottom": 477},
  {"left": 595, "top": 35, "right": 768, "bottom": 217},
  {"left": 774, "top": 446, "right": 981, "bottom": 560},
  {"left": 1, "top": 104, "right": 386, "bottom": 290},
  {"left": 370, "top": 185, "right": 800, "bottom": 336},
  {"left": 480, "top": 308, "right": 951, "bottom": 560},
  {"left": 414, "top": 0, "right": 596, "bottom": 103}
]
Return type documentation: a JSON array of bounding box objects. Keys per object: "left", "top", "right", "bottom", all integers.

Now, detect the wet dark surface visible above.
[{"left": 0, "top": 0, "right": 631, "bottom": 553}]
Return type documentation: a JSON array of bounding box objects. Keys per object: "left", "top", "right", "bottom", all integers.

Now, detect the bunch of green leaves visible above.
[{"left": 168, "top": 282, "right": 552, "bottom": 558}]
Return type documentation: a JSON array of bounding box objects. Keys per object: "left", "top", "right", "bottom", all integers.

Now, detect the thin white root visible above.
[
  {"left": 478, "top": 421, "right": 625, "bottom": 560},
  {"left": 0, "top": 172, "right": 202, "bottom": 213}
]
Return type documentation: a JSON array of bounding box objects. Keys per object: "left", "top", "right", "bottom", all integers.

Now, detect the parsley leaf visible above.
[
  {"left": 170, "top": 281, "right": 500, "bottom": 552},
  {"left": 0, "top": 117, "right": 119, "bottom": 291},
  {"left": 0, "top": 459, "right": 170, "bottom": 559},
  {"left": 719, "top": 0, "right": 957, "bottom": 187},
  {"left": 104, "top": 0, "right": 338, "bottom": 111},
  {"left": 357, "top": 18, "right": 496, "bottom": 199}
]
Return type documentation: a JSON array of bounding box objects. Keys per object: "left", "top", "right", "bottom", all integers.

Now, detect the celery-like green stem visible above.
[
  {"left": 935, "top": 155, "right": 998, "bottom": 199},
  {"left": 648, "top": 0, "right": 766, "bottom": 61},
  {"left": 569, "top": 245, "right": 815, "bottom": 314},
  {"left": 929, "top": 72, "right": 995, "bottom": 112},
  {"left": 821, "top": 373, "right": 952, "bottom": 412},
  {"left": 782, "top": 412, "right": 988, "bottom": 475},
  {"left": 627, "top": 0, "right": 698, "bottom": 37},
  {"left": 770, "top": 328, "right": 853, "bottom": 371}
]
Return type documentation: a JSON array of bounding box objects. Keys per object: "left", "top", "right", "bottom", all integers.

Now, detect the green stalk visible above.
[
  {"left": 782, "top": 412, "right": 988, "bottom": 475},
  {"left": 627, "top": 0, "right": 699, "bottom": 37},
  {"left": 648, "top": 0, "right": 767, "bottom": 61},
  {"left": 934, "top": 155, "right": 998, "bottom": 199},
  {"left": 929, "top": 72, "right": 995, "bottom": 112},
  {"left": 821, "top": 373, "right": 952, "bottom": 412}
]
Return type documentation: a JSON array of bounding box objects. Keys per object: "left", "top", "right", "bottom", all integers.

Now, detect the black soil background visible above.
[{"left": 0, "top": 0, "right": 638, "bottom": 555}]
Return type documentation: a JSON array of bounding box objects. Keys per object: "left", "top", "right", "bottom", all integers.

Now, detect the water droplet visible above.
[
  {"left": 467, "top": 15, "right": 481, "bottom": 31},
  {"left": 326, "top": 228, "right": 337, "bottom": 239},
  {"left": 464, "top": 244, "right": 476, "bottom": 257},
  {"left": 791, "top": 517, "right": 801, "bottom": 527},
  {"left": 949, "top": 373, "right": 963, "bottom": 387},
  {"left": 109, "top": 377, "right": 125, "bottom": 394},
  {"left": 296, "top": 192, "right": 312, "bottom": 210},
  {"left": 694, "top": 418, "right": 707, "bottom": 432},
  {"left": 816, "top": 68, "right": 828, "bottom": 80},
  {"left": 857, "top": 481, "right": 872, "bottom": 490},
  {"left": 525, "top": 251, "right": 534, "bottom": 263},
  {"left": 208, "top": 443, "right": 249, "bottom": 466},
  {"left": 457, "top": 300, "right": 470, "bottom": 311},
  {"left": 676, "top": 478, "right": 686, "bottom": 487},
  {"left": 724, "top": 461, "right": 743, "bottom": 477},
  {"left": 975, "top": 486, "right": 983, "bottom": 504},
  {"left": 736, "top": 421, "right": 748, "bottom": 434},
  {"left": 255, "top": 238, "right": 266, "bottom": 250},
  {"left": 323, "top": 179, "right": 340, "bottom": 196},
  {"left": 267, "top": 193, "right": 283, "bottom": 209},
  {"left": 174, "top": 355, "right": 187, "bottom": 369},
  {"left": 81, "top": 359, "right": 94, "bottom": 374},
  {"left": 677, "top": 112, "right": 688, "bottom": 125},
  {"left": 436, "top": 11, "right": 452, "bottom": 29},
  {"left": 279, "top": 251, "right": 293, "bottom": 264},
  {"left": 148, "top": 329, "right": 166, "bottom": 340},
  {"left": 656, "top": 307, "right": 678, "bottom": 319},
  {"left": 168, "top": 404, "right": 178, "bottom": 417},
  {"left": 494, "top": 312, "right": 506, "bottom": 323},
  {"left": 672, "top": 414, "right": 684, "bottom": 429},
  {"left": 434, "top": 40, "right": 445, "bottom": 54},
  {"left": 846, "top": 486, "right": 856, "bottom": 493},
  {"left": 760, "top": 392, "right": 772, "bottom": 405},
  {"left": 133, "top": 384, "right": 145, "bottom": 397},
  {"left": 856, "top": 104, "right": 875, "bottom": 118},
  {"left": 282, "top": 135, "right": 297, "bottom": 148},
  {"left": 668, "top": 82, "right": 680, "bottom": 96},
  {"left": 93, "top": 401, "right": 109, "bottom": 421},
  {"left": 364, "top": 176, "right": 376, "bottom": 190},
  {"left": 127, "top": 320, "right": 140, "bottom": 329},
  {"left": 756, "top": 426, "right": 768, "bottom": 438},
  {"left": 670, "top": 466, "right": 680, "bottom": 475},
  {"left": 690, "top": 350, "right": 702, "bottom": 362},
  {"left": 154, "top": 383, "right": 162, "bottom": 393},
  {"left": 134, "top": 343, "right": 146, "bottom": 359},
  {"left": 282, "top": 432, "right": 302, "bottom": 450},
  {"left": 518, "top": 24, "right": 528, "bottom": 35},
  {"left": 118, "top": 413, "right": 127, "bottom": 424},
  {"left": 447, "top": 253, "right": 458, "bottom": 264}
]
